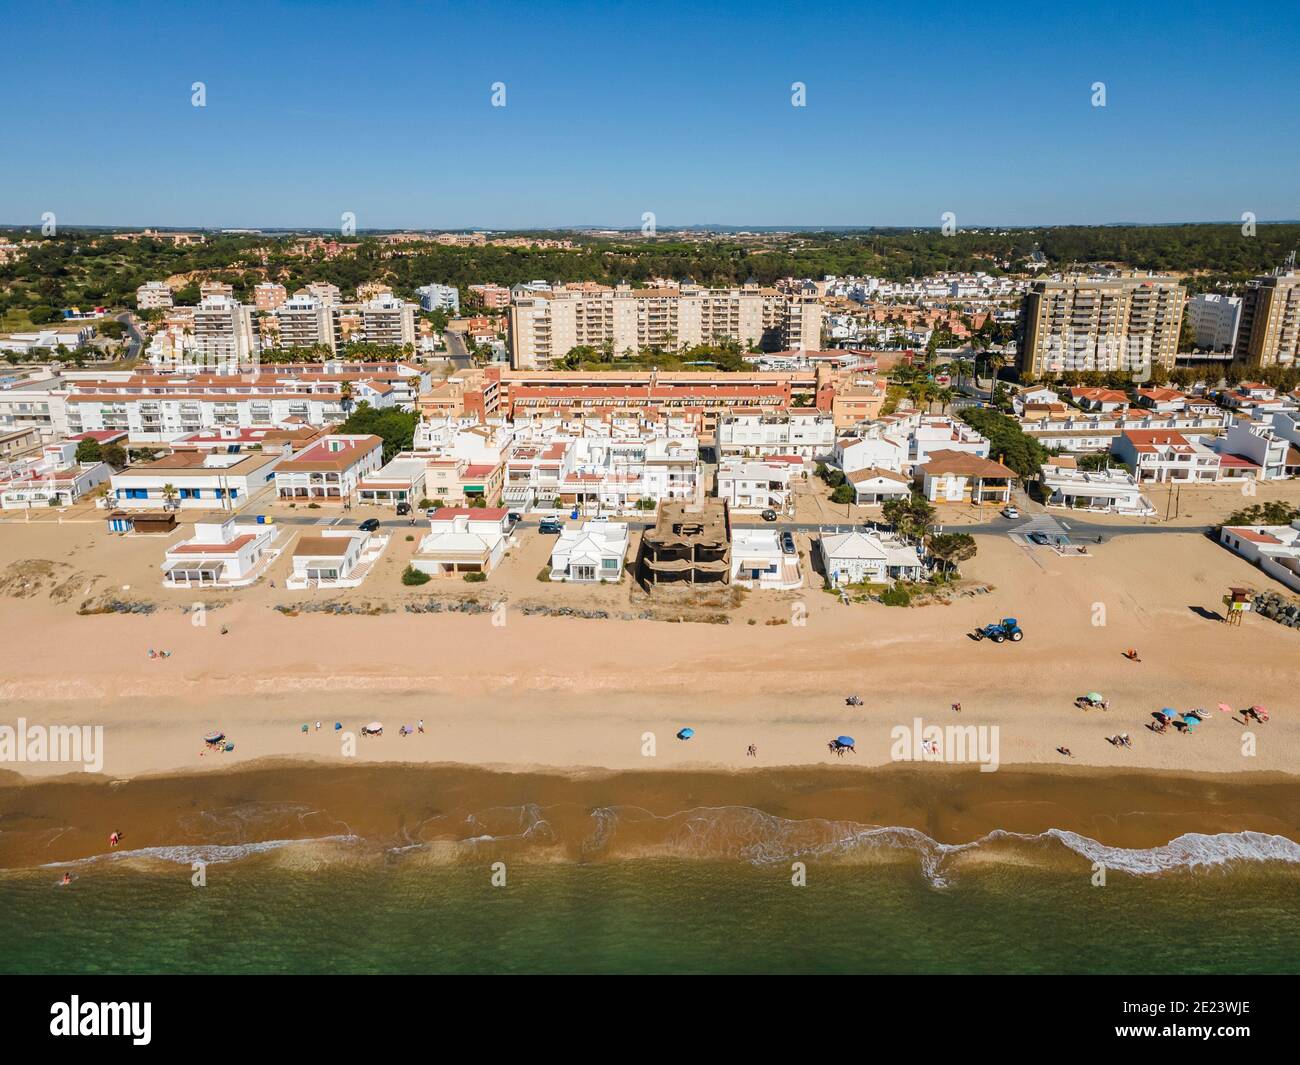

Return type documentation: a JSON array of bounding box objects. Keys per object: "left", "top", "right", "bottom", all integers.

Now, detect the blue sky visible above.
[{"left": 2, "top": 0, "right": 1297, "bottom": 229}]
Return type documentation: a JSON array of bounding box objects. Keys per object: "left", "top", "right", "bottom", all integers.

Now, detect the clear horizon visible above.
[{"left": 1, "top": 0, "right": 1297, "bottom": 230}]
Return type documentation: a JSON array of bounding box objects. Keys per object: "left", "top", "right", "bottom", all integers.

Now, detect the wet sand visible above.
[{"left": 2, "top": 760, "right": 1298, "bottom": 871}]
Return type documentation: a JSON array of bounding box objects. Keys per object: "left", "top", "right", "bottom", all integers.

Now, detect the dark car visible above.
[
  {"left": 358, "top": 518, "right": 381, "bottom": 532},
  {"left": 395, "top": 501, "right": 412, "bottom": 516},
  {"left": 538, "top": 518, "right": 564, "bottom": 534},
  {"left": 507, "top": 511, "right": 523, "bottom": 526},
  {"left": 1027, "top": 531, "right": 1051, "bottom": 545},
  {"left": 780, "top": 531, "right": 795, "bottom": 554},
  {"left": 760, "top": 509, "right": 778, "bottom": 522}
]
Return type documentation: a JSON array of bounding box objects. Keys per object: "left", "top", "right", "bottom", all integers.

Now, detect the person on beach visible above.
[
  {"left": 1057, "top": 747, "right": 1072, "bottom": 758},
  {"left": 109, "top": 831, "right": 122, "bottom": 848},
  {"left": 746, "top": 744, "right": 756, "bottom": 758},
  {"left": 316, "top": 720, "right": 322, "bottom": 731},
  {"left": 418, "top": 719, "right": 424, "bottom": 734},
  {"left": 60, "top": 872, "right": 73, "bottom": 886},
  {"left": 951, "top": 702, "right": 961, "bottom": 714},
  {"left": 1123, "top": 648, "right": 1141, "bottom": 662}
]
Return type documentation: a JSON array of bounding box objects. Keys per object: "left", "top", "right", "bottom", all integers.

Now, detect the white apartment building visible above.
[
  {"left": 416, "top": 283, "right": 460, "bottom": 313},
  {"left": 1212, "top": 415, "right": 1298, "bottom": 481},
  {"left": 193, "top": 295, "right": 257, "bottom": 364},
  {"left": 109, "top": 451, "right": 284, "bottom": 510},
  {"left": 1186, "top": 293, "right": 1242, "bottom": 352},
  {"left": 1020, "top": 409, "right": 1229, "bottom": 453},
  {"left": 716, "top": 411, "right": 836, "bottom": 459},
  {"left": 135, "top": 281, "right": 174, "bottom": 310},
  {"left": 0, "top": 384, "right": 71, "bottom": 440},
  {"left": 63, "top": 363, "right": 425, "bottom": 444},
  {"left": 508, "top": 283, "right": 823, "bottom": 368},
  {"left": 1111, "top": 430, "right": 1257, "bottom": 484}
]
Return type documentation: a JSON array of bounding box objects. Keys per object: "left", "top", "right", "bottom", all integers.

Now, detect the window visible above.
[
  {"left": 125, "top": 488, "right": 149, "bottom": 500},
  {"left": 601, "top": 558, "right": 619, "bottom": 570}
]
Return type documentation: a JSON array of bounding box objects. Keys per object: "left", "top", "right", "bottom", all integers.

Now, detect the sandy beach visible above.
[{"left": 1, "top": 503, "right": 1298, "bottom": 784}]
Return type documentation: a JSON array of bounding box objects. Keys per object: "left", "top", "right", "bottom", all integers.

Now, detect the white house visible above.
[
  {"left": 730, "top": 528, "right": 802, "bottom": 590},
  {"left": 286, "top": 528, "right": 388, "bottom": 589},
  {"left": 412, "top": 507, "right": 511, "bottom": 577},
  {"left": 548, "top": 520, "right": 629, "bottom": 582},
  {"left": 916, "top": 450, "right": 1017, "bottom": 504},
  {"left": 0, "top": 441, "right": 111, "bottom": 509},
  {"left": 818, "top": 529, "right": 925, "bottom": 587},
  {"left": 1039, "top": 459, "right": 1155, "bottom": 516},
  {"left": 161, "top": 519, "right": 281, "bottom": 588},
  {"left": 1219, "top": 522, "right": 1300, "bottom": 595},
  {"left": 715, "top": 459, "right": 794, "bottom": 513},
  {"left": 833, "top": 427, "right": 906, "bottom": 475},
  {"left": 846, "top": 467, "right": 912, "bottom": 505}
]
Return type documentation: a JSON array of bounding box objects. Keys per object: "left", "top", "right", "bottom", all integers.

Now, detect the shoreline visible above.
[{"left": 2, "top": 759, "right": 1298, "bottom": 872}]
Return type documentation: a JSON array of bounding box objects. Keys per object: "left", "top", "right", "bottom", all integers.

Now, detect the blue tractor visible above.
[{"left": 973, "top": 617, "right": 1023, "bottom": 644}]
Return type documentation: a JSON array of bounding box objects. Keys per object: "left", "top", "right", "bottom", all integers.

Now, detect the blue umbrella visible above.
[
  {"left": 836, "top": 735, "right": 856, "bottom": 747},
  {"left": 1158, "top": 708, "right": 1176, "bottom": 719},
  {"left": 1180, "top": 715, "right": 1200, "bottom": 729},
  {"left": 676, "top": 728, "right": 694, "bottom": 740}
]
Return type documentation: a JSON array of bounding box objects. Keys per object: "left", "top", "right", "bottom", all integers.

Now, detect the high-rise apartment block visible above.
[
  {"left": 508, "top": 283, "right": 824, "bottom": 369},
  {"left": 1018, "top": 275, "right": 1185, "bottom": 377},
  {"left": 1233, "top": 268, "right": 1300, "bottom": 369}
]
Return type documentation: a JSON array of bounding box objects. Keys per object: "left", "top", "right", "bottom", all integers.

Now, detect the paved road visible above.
[
  {"left": 114, "top": 312, "right": 144, "bottom": 361},
  {"left": 244, "top": 511, "right": 1214, "bottom": 539},
  {"left": 443, "top": 330, "right": 472, "bottom": 369}
]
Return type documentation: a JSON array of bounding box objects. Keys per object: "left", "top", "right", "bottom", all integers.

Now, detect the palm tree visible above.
[
  {"left": 161, "top": 483, "right": 178, "bottom": 510},
  {"left": 935, "top": 387, "right": 955, "bottom": 413},
  {"left": 339, "top": 381, "right": 354, "bottom": 415}
]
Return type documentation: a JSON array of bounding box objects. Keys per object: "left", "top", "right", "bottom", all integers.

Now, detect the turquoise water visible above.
[{"left": 3, "top": 856, "right": 1297, "bottom": 974}]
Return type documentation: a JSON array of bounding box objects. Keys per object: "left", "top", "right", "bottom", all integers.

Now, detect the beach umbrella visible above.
[
  {"left": 836, "top": 735, "right": 856, "bottom": 747},
  {"left": 1159, "top": 707, "right": 1176, "bottom": 719},
  {"left": 1251, "top": 705, "right": 1270, "bottom": 721},
  {"left": 1088, "top": 693, "right": 1104, "bottom": 703},
  {"left": 1217, "top": 702, "right": 1233, "bottom": 715},
  {"left": 1180, "top": 715, "right": 1200, "bottom": 729},
  {"left": 204, "top": 731, "right": 225, "bottom": 744},
  {"left": 676, "top": 727, "right": 694, "bottom": 740}
]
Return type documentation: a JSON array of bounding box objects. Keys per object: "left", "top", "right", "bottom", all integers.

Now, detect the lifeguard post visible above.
[{"left": 1223, "top": 587, "right": 1252, "bottom": 626}]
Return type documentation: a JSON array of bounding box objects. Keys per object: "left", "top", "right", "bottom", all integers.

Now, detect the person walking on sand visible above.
[
  {"left": 1057, "top": 747, "right": 1072, "bottom": 758},
  {"left": 418, "top": 719, "right": 424, "bottom": 734},
  {"left": 1124, "top": 648, "right": 1141, "bottom": 662},
  {"left": 315, "top": 720, "right": 322, "bottom": 731},
  {"left": 109, "top": 831, "right": 122, "bottom": 848},
  {"left": 951, "top": 701, "right": 961, "bottom": 714}
]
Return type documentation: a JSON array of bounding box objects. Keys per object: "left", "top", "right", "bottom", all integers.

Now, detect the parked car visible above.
[
  {"left": 358, "top": 518, "right": 381, "bottom": 532},
  {"left": 760, "top": 509, "right": 778, "bottom": 522},
  {"left": 395, "top": 501, "right": 411, "bottom": 516},
  {"left": 538, "top": 518, "right": 564, "bottom": 534},
  {"left": 780, "top": 531, "right": 796, "bottom": 554},
  {"left": 1001, "top": 505, "right": 1019, "bottom": 519},
  {"left": 507, "top": 511, "right": 523, "bottom": 526},
  {"left": 1027, "top": 531, "right": 1051, "bottom": 545}
]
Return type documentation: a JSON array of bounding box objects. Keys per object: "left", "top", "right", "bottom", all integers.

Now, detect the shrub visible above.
[
  {"left": 463, "top": 571, "right": 487, "bottom": 582},
  {"left": 879, "top": 584, "right": 912, "bottom": 607},
  {"left": 401, "top": 565, "right": 431, "bottom": 586}
]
